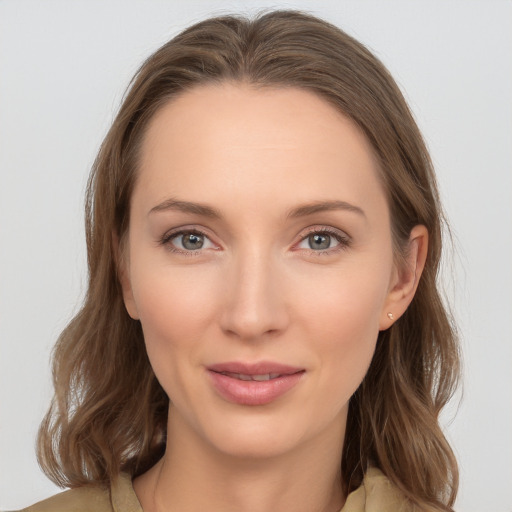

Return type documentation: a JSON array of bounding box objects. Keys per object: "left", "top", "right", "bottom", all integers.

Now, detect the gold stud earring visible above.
[{"left": 387, "top": 312, "right": 394, "bottom": 320}]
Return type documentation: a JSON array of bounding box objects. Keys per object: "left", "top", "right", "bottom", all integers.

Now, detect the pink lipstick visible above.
[{"left": 207, "top": 361, "right": 305, "bottom": 406}]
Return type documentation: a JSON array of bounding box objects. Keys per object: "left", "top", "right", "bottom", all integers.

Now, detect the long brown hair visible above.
[{"left": 38, "top": 10, "right": 460, "bottom": 511}]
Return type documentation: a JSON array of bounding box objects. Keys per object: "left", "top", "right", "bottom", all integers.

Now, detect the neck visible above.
[{"left": 134, "top": 408, "right": 346, "bottom": 512}]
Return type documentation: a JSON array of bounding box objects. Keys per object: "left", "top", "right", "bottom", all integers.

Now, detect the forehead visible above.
[{"left": 136, "top": 83, "right": 387, "bottom": 218}]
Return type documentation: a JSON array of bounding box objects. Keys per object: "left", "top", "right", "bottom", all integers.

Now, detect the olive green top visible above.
[{"left": 16, "top": 468, "right": 412, "bottom": 511}]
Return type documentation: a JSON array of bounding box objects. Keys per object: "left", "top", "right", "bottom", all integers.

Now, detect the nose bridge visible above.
[{"left": 220, "top": 244, "right": 288, "bottom": 340}]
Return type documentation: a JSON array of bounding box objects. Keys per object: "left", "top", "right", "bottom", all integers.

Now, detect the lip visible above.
[{"left": 207, "top": 361, "right": 305, "bottom": 406}]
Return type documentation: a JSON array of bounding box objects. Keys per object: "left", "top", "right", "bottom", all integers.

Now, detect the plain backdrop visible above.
[{"left": 1, "top": 1, "right": 511, "bottom": 510}]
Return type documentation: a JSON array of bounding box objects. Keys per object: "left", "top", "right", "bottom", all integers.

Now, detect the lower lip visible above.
[{"left": 208, "top": 370, "right": 304, "bottom": 406}]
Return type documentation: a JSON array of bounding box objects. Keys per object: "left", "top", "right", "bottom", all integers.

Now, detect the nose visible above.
[{"left": 219, "top": 248, "right": 289, "bottom": 341}]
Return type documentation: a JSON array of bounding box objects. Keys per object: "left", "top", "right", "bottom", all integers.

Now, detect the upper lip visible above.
[{"left": 207, "top": 361, "right": 304, "bottom": 376}]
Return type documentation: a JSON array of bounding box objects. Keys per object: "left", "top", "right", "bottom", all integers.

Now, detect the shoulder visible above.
[
  {"left": 14, "top": 486, "right": 112, "bottom": 512},
  {"left": 343, "top": 467, "right": 414, "bottom": 512},
  {"left": 12, "top": 473, "right": 141, "bottom": 512}
]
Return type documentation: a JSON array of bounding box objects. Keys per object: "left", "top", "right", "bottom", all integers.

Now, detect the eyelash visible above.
[
  {"left": 296, "top": 227, "right": 351, "bottom": 255},
  {"left": 159, "top": 228, "right": 214, "bottom": 256},
  {"left": 159, "top": 226, "right": 351, "bottom": 256}
]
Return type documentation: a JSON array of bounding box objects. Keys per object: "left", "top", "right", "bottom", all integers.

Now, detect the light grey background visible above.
[{"left": 1, "top": 1, "right": 511, "bottom": 510}]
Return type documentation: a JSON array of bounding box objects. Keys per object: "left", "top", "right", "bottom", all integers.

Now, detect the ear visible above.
[
  {"left": 379, "top": 225, "right": 428, "bottom": 330},
  {"left": 112, "top": 231, "right": 140, "bottom": 320}
]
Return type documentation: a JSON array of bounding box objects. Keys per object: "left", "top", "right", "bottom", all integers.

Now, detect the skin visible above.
[{"left": 119, "top": 83, "right": 428, "bottom": 512}]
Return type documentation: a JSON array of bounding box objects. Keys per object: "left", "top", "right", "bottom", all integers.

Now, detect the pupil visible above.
[
  {"left": 183, "top": 233, "right": 204, "bottom": 250},
  {"left": 309, "top": 233, "right": 330, "bottom": 250}
]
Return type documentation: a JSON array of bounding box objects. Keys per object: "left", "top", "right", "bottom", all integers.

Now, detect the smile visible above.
[
  {"left": 218, "top": 372, "right": 282, "bottom": 381},
  {"left": 207, "top": 362, "right": 305, "bottom": 406}
]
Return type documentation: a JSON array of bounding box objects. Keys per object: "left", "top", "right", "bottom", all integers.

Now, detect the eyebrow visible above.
[
  {"left": 149, "top": 198, "right": 222, "bottom": 218},
  {"left": 148, "top": 198, "right": 366, "bottom": 220},
  {"left": 287, "top": 200, "right": 366, "bottom": 219}
]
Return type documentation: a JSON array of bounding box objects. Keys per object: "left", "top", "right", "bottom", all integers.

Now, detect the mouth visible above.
[
  {"left": 216, "top": 371, "right": 284, "bottom": 381},
  {"left": 207, "top": 361, "right": 305, "bottom": 406}
]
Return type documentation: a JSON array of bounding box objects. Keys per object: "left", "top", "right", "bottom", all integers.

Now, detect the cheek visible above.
[
  {"left": 293, "top": 263, "right": 389, "bottom": 395},
  {"left": 129, "top": 262, "right": 219, "bottom": 381},
  {"left": 132, "top": 255, "right": 218, "bottom": 329},
  {"left": 296, "top": 258, "right": 389, "bottom": 335}
]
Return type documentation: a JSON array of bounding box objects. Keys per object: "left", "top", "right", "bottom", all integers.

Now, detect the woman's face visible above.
[{"left": 121, "top": 83, "right": 404, "bottom": 460}]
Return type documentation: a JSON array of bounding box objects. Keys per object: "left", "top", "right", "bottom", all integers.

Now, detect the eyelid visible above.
[
  {"left": 159, "top": 225, "right": 220, "bottom": 254},
  {"left": 158, "top": 224, "right": 351, "bottom": 255},
  {"left": 293, "top": 225, "right": 352, "bottom": 253}
]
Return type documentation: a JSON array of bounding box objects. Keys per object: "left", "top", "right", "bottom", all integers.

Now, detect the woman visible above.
[{"left": 19, "top": 10, "right": 459, "bottom": 512}]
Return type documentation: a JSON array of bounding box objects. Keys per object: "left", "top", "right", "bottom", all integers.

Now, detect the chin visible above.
[
  {"left": 198, "top": 403, "right": 344, "bottom": 463},
  {"left": 207, "top": 423, "right": 303, "bottom": 460}
]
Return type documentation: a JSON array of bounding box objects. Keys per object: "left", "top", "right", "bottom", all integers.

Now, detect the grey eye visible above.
[
  {"left": 181, "top": 233, "right": 204, "bottom": 250},
  {"left": 166, "top": 230, "right": 216, "bottom": 253},
  {"left": 308, "top": 233, "right": 331, "bottom": 250}
]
